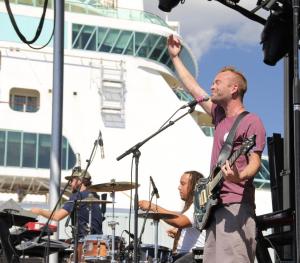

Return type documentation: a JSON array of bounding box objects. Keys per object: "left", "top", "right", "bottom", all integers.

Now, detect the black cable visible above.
[
  {"left": 158, "top": 107, "right": 182, "bottom": 131},
  {"left": 4, "top": 0, "right": 51, "bottom": 46},
  {"left": 127, "top": 156, "right": 134, "bottom": 245}
]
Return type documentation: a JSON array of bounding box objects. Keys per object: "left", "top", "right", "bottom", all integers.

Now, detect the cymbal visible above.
[
  {"left": 88, "top": 181, "right": 139, "bottom": 192},
  {"left": 138, "top": 212, "right": 178, "bottom": 220},
  {"left": 79, "top": 197, "right": 113, "bottom": 204}
]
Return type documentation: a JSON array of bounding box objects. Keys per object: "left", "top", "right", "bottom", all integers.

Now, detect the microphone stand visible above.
[
  {"left": 138, "top": 191, "right": 155, "bottom": 247},
  {"left": 71, "top": 130, "right": 101, "bottom": 263},
  {"left": 117, "top": 106, "right": 195, "bottom": 263},
  {"left": 15, "top": 169, "right": 75, "bottom": 262}
]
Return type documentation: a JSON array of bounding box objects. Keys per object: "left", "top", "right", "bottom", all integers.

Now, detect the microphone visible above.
[
  {"left": 124, "top": 230, "right": 135, "bottom": 239},
  {"left": 73, "top": 153, "right": 81, "bottom": 172},
  {"left": 180, "top": 95, "right": 210, "bottom": 109},
  {"left": 98, "top": 130, "right": 105, "bottom": 159},
  {"left": 150, "top": 176, "right": 160, "bottom": 199}
]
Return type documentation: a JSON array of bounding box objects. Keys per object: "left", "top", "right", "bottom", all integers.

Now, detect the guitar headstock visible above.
[{"left": 241, "top": 134, "right": 256, "bottom": 155}]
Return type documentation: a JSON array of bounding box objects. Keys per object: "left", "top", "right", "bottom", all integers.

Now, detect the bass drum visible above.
[{"left": 123, "top": 243, "right": 172, "bottom": 263}]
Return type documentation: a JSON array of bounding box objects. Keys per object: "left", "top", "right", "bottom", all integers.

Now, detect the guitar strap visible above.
[{"left": 214, "top": 111, "right": 249, "bottom": 175}]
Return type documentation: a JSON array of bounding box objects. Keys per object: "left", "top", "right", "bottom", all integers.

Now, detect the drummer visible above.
[
  {"left": 139, "top": 171, "right": 206, "bottom": 262},
  {"left": 31, "top": 169, "right": 103, "bottom": 240}
]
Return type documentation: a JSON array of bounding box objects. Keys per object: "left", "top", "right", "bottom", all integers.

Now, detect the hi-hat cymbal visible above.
[
  {"left": 88, "top": 181, "right": 139, "bottom": 192},
  {"left": 138, "top": 212, "right": 178, "bottom": 220},
  {"left": 79, "top": 197, "right": 113, "bottom": 204}
]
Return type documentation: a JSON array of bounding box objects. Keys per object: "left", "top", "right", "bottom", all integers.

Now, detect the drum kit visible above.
[{"left": 66, "top": 179, "right": 176, "bottom": 263}]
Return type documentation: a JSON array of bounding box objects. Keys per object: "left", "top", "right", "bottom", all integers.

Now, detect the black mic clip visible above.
[
  {"left": 150, "top": 176, "right": 160, "bottom": 199},
  {"left": 124, "top": 230, "right": 135, "bottom": 240}
]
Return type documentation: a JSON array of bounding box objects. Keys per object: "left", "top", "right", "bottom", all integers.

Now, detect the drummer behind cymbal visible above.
[
  {"left": 138, "top": 171, "right": 206, "bottom": 263},
  {"left": 31, "top": 169, "right": 103, "bottom": 240}
]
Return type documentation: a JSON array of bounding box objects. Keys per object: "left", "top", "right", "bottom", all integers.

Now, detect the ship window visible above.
[
  {"left": 135, "top": 33, "right": 149, "bottom": 58},
  {"left": 149, "top": 36, "right": 165, "bottom": 60},
  {"left": 138, "top": 34, "right": 159, "bottom": 57},
  {"left": 0, "top": 129, "right": 76, "bottom": 170},
  {"left": 0, "top": 131, "right": 5, "bottom": 166},
  {"left": 159, "top": 50, "right": 170, "bottom": 64},
  {"left": 97, "top": 27, "right": 108, "bottom": 49},
  {"left": 9, "top": 88, "right": 40, "bottom": 113},
  {"left": 86, "top": 28, "right": 97, "bottom": 50},
  {"left": 38, "top": 134, "right": 51, "bottom": 169},
  {"left": 74, "top": 25, "right": 95, "bottom": 49},
  {"left": 200, "top": 126, "right": 215, "bottom": 137},
  {"left": 22, "top": 133, "right": 37, "bottom": 168},
  {"left": 112, "top": 31, "right": 132, "bottom": 54},
  {"left": 100, "top": 29, "right": 120, "bottom": 52},
  {"left": 134, "top": 32, "right": 147, "bottom": 56},
  {"left": 7, "top": 131, "right": 21, "bottom": 166},
  {"left": 124, "top": 36, "right": 134, "bottom": 55}
]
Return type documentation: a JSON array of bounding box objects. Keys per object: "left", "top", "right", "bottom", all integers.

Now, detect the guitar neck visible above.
[{"left": 210, "top": 147, "right": 243, "bottom": 191}]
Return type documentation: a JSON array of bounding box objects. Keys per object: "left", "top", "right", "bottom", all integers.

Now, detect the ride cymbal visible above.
[
  {"left": 138, "top": 212, "right": 178, "bottom": 220},
  {"left": 88, "top": 181, "right": 139, "bottom": 192}
]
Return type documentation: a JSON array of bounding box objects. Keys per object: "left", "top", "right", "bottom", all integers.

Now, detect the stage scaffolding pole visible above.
[
  {"left": 49, "top": 1, "right": 64, "bottom": 263},
  {"left": 292, "top": 0, "right": 300, "bottom": 262}
]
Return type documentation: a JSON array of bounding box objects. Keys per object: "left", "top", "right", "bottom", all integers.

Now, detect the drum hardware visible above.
[
  {"left": 192, "top": 247, "right": 203, "bottom": 263},
  {"left": 88, "top": 179, "right": 139, "bottom": 262},
  {"left": 109, "top": 184, "right": 118, "bottom": 263},
  {"left": 87, "top": 180, "right": 139, "bottom": 193},
  {"left": 78, "top": 195, "right": 114, "bottom": 236},
  {"left": 123, "top": 243, "right": 172, "bottom": 263},
  {"left": 138, "top": 212, "right": 178, "bottom": 262},
  {"left": 139, "top": 244, "right": 172, "bottom": 263}
]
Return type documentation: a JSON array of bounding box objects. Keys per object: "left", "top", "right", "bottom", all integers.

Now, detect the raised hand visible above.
[{"left": 167, "top": 34, "right": 181, "bottom": 58}]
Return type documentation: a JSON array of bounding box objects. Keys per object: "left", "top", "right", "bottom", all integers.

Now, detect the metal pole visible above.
[
  {"left": 292, "top": 0, "right": 300, "bottom": 262},
  {"left": 49, "top": 0, "right": 64, "bottom": 262}
]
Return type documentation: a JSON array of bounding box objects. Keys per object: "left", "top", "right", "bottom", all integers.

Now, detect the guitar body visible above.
[
  {"left": 193, "top": 135, "right": 256, "bottom": 231},
  {"left": 194, "top": 176, "right": 221, "bottom": 230}
]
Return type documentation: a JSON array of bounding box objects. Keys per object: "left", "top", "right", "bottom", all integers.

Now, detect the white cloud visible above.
[
  {"left": 184, "top": 29, "right": 218, "bottom": 59},
  {"left": 144, "top": 0, "right": 265, "bottom": 60}
]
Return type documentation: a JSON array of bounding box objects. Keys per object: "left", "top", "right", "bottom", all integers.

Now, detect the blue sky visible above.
[{"left": 144, "top": 1, "right": 284, "bottom": 144}]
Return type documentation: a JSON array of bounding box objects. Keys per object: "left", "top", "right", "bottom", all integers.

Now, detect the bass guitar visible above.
[{"left": 194, "top": 134, "right": 256, "bottom": 231}]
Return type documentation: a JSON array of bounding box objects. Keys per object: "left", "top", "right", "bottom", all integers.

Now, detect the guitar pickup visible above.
[{"left": 199, "top": 189, "right": 207, "bottom": 207}]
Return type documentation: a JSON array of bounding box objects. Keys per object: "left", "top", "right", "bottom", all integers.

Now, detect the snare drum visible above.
[
  {"left": 83, "top": 235, "right": 108, "bottom": 261},
  {"left": 83, "top": 234, "right": 125, "bottom": 261},
  {"left": 139, "top": 244, "right": 172, "bottom": 263}
]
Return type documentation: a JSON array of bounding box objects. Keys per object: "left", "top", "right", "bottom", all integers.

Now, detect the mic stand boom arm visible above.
[{"left": 116, "top": 107, "right": 194, "bottom": 263}]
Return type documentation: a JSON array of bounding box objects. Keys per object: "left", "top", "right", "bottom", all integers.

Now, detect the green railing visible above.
[{"left": 0, "top": 0, "right": 169, "bottom": 27}]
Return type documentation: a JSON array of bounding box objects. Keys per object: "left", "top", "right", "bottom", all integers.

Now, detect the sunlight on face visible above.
[
  {"left": 70, "top": 177, "right": 81, "bottom": 192},
  {"left": 178, "top": 173, "right": 191, "bottom": 201},
  {"left": 211, "top": 71, "right": 237, "bottom": 103}
]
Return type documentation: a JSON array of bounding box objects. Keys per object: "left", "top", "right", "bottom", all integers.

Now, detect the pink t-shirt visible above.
[{"left": 210, "top": 104, "right": 266, "bottom": 205}]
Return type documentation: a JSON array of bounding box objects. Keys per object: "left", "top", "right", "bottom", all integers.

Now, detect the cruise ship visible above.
[{"left": 0, "top": 0, "right": 271, "bottom": 261}]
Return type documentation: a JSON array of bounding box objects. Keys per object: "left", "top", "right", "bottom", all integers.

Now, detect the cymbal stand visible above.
[
  {"left": 108, "top": 188, "right": 119, "bottom": 262},
  {"left": 153, "top": 218, "right": 160, "bottom": 263},
  {"left": 87, "top": 204, "right": 92, "bottom": 235},
  {"left": 72, "top": 129, "right": 102, "bottom": 263},
  {"left": 117, "top": 107, "right": 195, "bottom": 263}
]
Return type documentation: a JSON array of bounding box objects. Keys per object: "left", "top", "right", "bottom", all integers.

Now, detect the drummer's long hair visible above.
[{"left": 182, "top": 170, "right": 203, "bottom": 213}]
